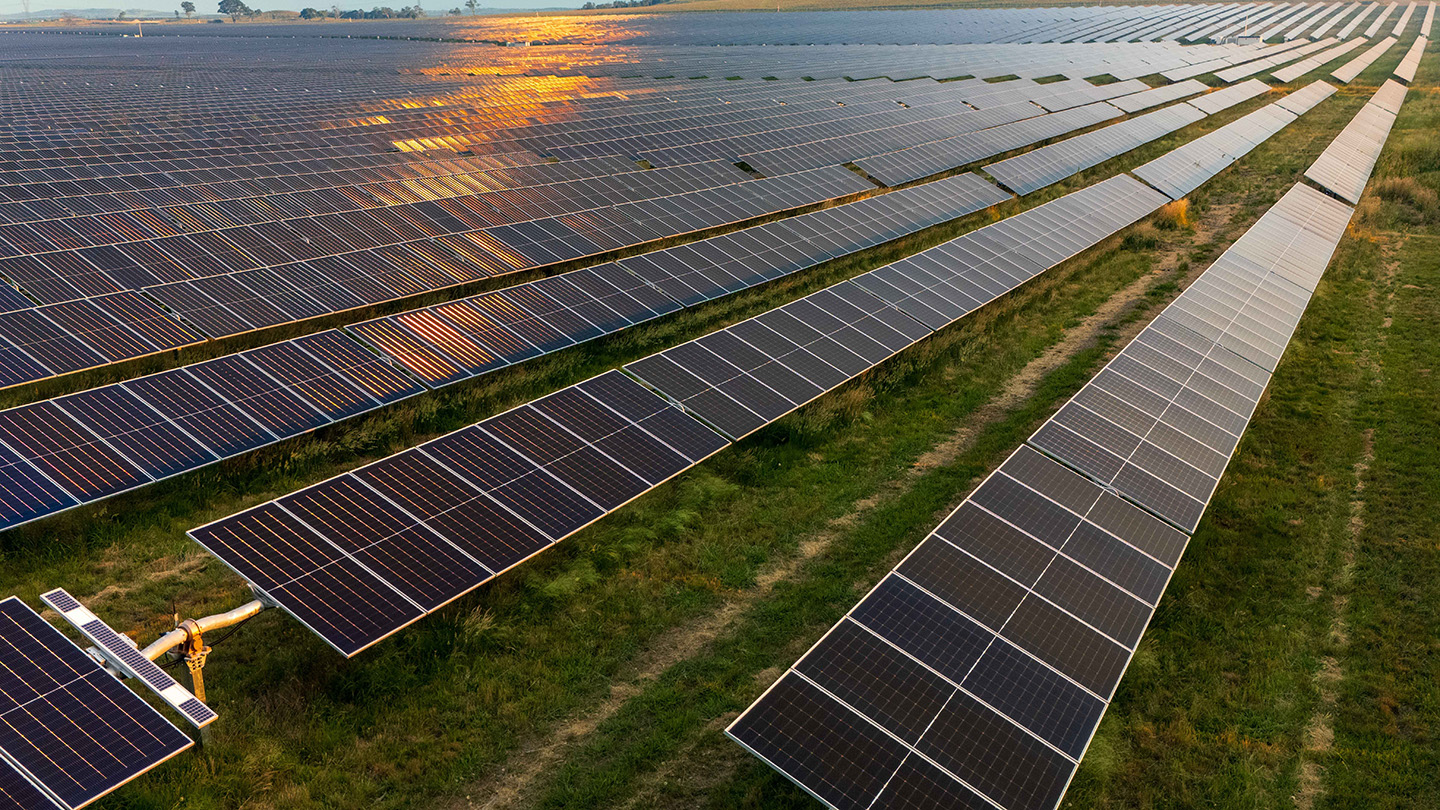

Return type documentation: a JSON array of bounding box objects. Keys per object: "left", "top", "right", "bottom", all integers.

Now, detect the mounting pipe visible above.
[{"left": 139, "top": 598, "right": 267, "bottom": 665}]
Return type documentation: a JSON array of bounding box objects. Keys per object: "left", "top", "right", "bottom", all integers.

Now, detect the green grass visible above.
[{"left": 3, "top": 32, "right": 1435, "bottom": 810}]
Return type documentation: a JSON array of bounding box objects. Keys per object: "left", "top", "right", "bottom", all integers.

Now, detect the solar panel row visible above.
[
  {"left": 855, "top": 102, "right": 1124, "bottom": 187},
  {"left": 1393, "top": 33, "right": 1429, "bottom": 80},
  {"left": 627, "top": 175, "right": 1167, "bottom": 440},
  {"left": 1332, "top": 35, "right": 1400, "bottom": 82},
  {"left": 1338, "top": 2, "right": 1379, "bottom": 38},
  {"left": 188, "top": 370, "right": 728, "bottom": 656},
  {"left": 1132, "top": 81, "right": 1335, "bottom": 200},
  {"left": 1213, "top": 36, "right": 1338, "bottom": 82},
  {"left": 1270, "top": 37, "right": 1367, "bottom": 82},
  {"left": 850, "top": 175, "right": 1167, "bottom": 331},
  {"left": 1365, "top": 3, "right": 1399, "bottom": 39},
  {"left": 0, "top": 172, "right": 1008, "bottom": 534},
  {"left": 726, "top": 180, "right": 1358, "bottom": 810},
  {"left": 983, "top": 102, "right": 1205, "bottom": 195},
  {"left": 1185, "top": 78, "right": 1272, "bottom": 115},
  {"left": 1305, "top": 79, "right": 1407, "bottom": 203},
  {"left": 1160, "top": 36, "right": 1313, "bottom": 81},
  {"left": 1107, "top": 79, "right": 1207, "bottom": 114},
  {"left": 1392, "top": 0, "right": 1421, "bottom": 35},
  {"left": 1030, "top": 183, "right": 1354, "bottom": 530},
  {"left": 0, "top": 328, "right": 422, "bottom": 530}
]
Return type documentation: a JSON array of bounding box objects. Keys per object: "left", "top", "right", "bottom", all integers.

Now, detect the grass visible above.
[{"left": 3, "top": 24, "right": 1435, "bottom": 810}]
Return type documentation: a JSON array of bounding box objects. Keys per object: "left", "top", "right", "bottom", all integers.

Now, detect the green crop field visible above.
[{"left": 0, "top": 7, "right": 1434, "bottom": 810}]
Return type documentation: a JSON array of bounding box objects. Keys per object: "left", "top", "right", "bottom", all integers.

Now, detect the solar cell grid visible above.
[
  {"left": 188, "top": 370, "right": 724, "bottom": 656},
  {"left": 0, "top": 596, "right": 193, "bottom": 810},
  {"left": 185, "top": 354, "right": 331, "bottom": 439}
]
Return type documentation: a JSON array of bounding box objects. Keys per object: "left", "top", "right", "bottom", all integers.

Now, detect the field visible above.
[{"left": 0, "top": 11, "right": 1435, "bottom": 810}]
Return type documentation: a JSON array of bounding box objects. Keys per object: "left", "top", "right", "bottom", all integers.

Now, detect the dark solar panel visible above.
[
  {"left": 122, "top": 368, "right": 277, "bottom": 460},
  {"left": 0, "top": 401, "right": 150, "bottom": 501},
  {"left": 0, "top": 597, "right": 192, "bottom": 809},
  {"left": 292, "top": 330, "right": 425, "bottom": 405},
  {"left": 55, "top": 385, "right": 217, "bottom": 480},
  {"left": 189, "top": 371, "right": 724, "bottom": 656},
  {"left": 244, "top": 341, "right": 376, "bottom": 422},
  {"left": 185, "top": 355, "right": 330, "bottom": 439}
]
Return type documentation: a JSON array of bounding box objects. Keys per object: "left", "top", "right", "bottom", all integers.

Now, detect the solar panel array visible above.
[
  {"left": 1305, "top": 79, "right": 1408, "bottom": 203},
  {"left": 727, "top": 179, "right": 1359, "bottom": 810},
  {"left": 1333, "top": 35, "right": 1400, "bottom": 81},
  {"left": 1394, "top": 33, "right": 1429, "bottom": 80},
  {"left": 0, "top": 33, "right": 1292, "bottom": 398},
  {"left": 0, "top": 597, "right": 193, "bottom": 810},
  {"left": 1132, "top": 81, "right": 1336, "bottom": 200},
  {"left": 0, "top": 172, "right": 1010, "bottom": 534},
  {"left": 187, "top": 168, "right": 1168, "bottom": 656},
  {"left": 983, "top": 101, "right": 1207, "bottom": 196}
]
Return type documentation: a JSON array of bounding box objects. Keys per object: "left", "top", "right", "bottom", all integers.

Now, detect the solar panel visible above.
[
  {"left": 189, "top": 370, "right": 726, "bottom": 656},
  {"left": 184, "top": 355, "right": 331, "bottom": 440},
  {"left": 0, "top": 401, "right": 150, "bottom": 502},
  {"left": 1305, "top": 80, "right": 1407, "bottom": 204},
  {"left": 0, "top": 597, "right": 192, "bottom": 809},
  {"left": 120, "top": 368, "right": 277, "bottom": 461},
  {"left": 39, "top": 589, "right": 217, "bottom": 730},
  {"left": 1132, "top": 84, "right": 1331, "bottom": 201},
  {"left": 1332, "top": 36, "right": 1399, "bottom": 83},
  {"left": 291, "top": 330, "right": 426, "bottom": 406},
  {"left": 244, "top": 341, "right": 379, "bottom": 422},
  {"left": 1185, "top": 79, "right": 1271, "bottom": 115},
  {"left": 1394, "top": 34, "right": 1428, "bottom": 81},
  {"left": 984, "top": 103, "right": 1206, "bottom": 195}
]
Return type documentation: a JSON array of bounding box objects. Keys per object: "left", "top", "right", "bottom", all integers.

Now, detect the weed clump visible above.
[
  {"left": 1155, "top": 199, "right": 1190, "bottom": 230},
  {"left": 1121, "top": 222, "right": 1162, "bottom": 252},
  {"left": 1374, "top": 176, "right": 1438, "bottom": 210}
]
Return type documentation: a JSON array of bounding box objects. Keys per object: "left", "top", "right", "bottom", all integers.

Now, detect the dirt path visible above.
[
  {"left": 445, "top": 204, "right": 1236, "bottom": 810},
  {"left": 1293, "top": 233, "right": 1398, "bottom": 810}
]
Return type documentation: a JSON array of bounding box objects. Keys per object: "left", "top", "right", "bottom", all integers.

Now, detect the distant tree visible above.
[
  {"left": 300, "top": 6, "right": 322, "bottom": 17},
  {"left": 181, "top": 0, "right": 195, "bottom": 15},
  {"left": 116, "top": 10, "right": 127, "bottom": 18},
  {"left": 217, "top": 0, "right": 250, "bottom": 20},
  {"left": 464, "top": 0, "right": 476, "bottom": 12},
  {"left": 175, "top": 9, "right": 181, "bottom": 17}
]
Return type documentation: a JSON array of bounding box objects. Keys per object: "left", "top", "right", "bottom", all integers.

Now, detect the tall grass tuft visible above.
[{"left": 1154, "top": 199, "right": 1190, "bottom": 230}]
